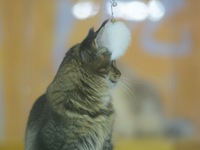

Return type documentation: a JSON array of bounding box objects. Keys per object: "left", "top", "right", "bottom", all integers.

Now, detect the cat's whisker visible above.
[
  {"left": 118, "top": 85, "right": 136, "bottom": 107},
  {"left": 118, "top": 81, "right": 137, "bottom": 104},
  {"left": 117, "top": 84, "right": 134, "bottom": 105},
  {"left": 120, "top": 77, "right": 137, "bottom": 93},
  {"left": 120, "top": 75, "right": 139, "bottom": 85}
]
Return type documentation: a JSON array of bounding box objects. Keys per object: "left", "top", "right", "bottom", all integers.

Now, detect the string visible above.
[{"left": 110, "top": 0, "right": 117, "bottom": 23}]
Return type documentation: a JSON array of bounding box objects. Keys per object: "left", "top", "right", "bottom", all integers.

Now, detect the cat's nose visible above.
[{"left": 115, "top": 71, "right": 121, "bottom": 79}]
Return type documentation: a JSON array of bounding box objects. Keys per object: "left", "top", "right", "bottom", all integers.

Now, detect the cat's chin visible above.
[{"left": 108, "top": 80, "right": 117, "bottom": 89}]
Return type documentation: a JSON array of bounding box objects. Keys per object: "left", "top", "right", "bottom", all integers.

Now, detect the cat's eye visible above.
[
  {"left": 97, "top": 68, "right": 108, "bottom": 78},
  {"left": 98, "top": 68, "right": 106, "bottom": 73}
]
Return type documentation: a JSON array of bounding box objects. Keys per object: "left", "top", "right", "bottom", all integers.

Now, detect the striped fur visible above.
[{"left": 25, "top": 21, "right": 121, "bottom": 150}]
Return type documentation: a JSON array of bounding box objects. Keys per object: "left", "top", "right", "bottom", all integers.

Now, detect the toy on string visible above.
[
  {"left": 96, "top": 0, "right": 131, "bottom": 60},
  {"left": 110, "top": 0, "right": 117, "bottom": 23}
]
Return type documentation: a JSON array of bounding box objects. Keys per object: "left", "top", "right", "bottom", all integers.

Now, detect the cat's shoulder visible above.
[{"left": 28, "top": 94, "right": 47, "bottom": 123}]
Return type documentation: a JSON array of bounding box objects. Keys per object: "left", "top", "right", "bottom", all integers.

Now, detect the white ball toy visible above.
[{"left": 96, "top": 20, "right": 131, "bottom": 60}]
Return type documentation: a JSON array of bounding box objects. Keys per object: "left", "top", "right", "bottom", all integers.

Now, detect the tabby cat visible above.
[{"left": 25, "top": 20, "right": 121, "bottom": 150}]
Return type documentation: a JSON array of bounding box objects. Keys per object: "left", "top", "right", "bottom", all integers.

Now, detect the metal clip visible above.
[{"left": 111, "top": 0, "right": 117, "bottom": 23}]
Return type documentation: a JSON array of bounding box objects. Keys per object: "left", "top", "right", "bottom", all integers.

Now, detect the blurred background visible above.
[{"left": 0, "top": 0, "right": 200, "bottom": 149}]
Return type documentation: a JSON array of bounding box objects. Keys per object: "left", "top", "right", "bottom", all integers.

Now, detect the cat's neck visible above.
[{"left": 46, "top": 74, "right": 112, "bottom": 114}]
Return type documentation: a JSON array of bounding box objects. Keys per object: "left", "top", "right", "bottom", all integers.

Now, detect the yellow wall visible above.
[{"left": 0, "top": 0, "right": 199, "bottom": 145}]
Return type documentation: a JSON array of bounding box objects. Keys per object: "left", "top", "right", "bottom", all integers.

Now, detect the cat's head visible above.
[{"left": 79, "top": 20, "right": 121, "bottom": 87}]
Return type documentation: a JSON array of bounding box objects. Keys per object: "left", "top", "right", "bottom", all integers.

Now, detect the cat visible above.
[{"left": 25, "top": 20, "right": 121, "bottom": 150}]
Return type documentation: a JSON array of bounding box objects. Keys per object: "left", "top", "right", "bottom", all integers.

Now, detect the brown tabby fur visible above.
[{"left": 25, "top": 20, "right": 121, "bottom": 150}]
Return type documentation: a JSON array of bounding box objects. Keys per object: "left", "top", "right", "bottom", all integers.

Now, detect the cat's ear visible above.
[
  {"left": 80, "top": 20, "right": 111, "bottom": 63},
  {"left": 95, "top": 19, "right": 109, "bottom": 35},
  {"left": 87, "top": 28, "right": 95, "bottom": 38},
  {"left": 80, "top": 28, "right": 97, "bottom": 49},
  {"left": 80, "top": 20, "right": 109, "bottom": 49},
  {"left": 80, "top": 28, "right": 97, "bottom": 62}
]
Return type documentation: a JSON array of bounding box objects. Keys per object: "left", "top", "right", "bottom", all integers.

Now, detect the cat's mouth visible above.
[
  {"left": 110, "top": 79, "right": 117, "bottom": 84},
  {"left": 108, "top": 80, "right": 117, "bottom": 89}
]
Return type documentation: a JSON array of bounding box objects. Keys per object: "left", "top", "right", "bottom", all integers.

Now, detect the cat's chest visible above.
[
  {"left": 87, "top": 114, "right": 114, "bottom": 149},
  {"left": 62, "top": 112, "right": 114, "bottom": 149},
  {"left": 102, "top": 96, "right": 111, "bottom": 106}
]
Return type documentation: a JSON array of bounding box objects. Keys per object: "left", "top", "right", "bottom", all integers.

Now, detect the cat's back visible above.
[
  {"left": 25, "top": 94, "right": 47, "bottom": 150},
  {"left": 28, "top": 94, "right": 47, "bottom": 125}
]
